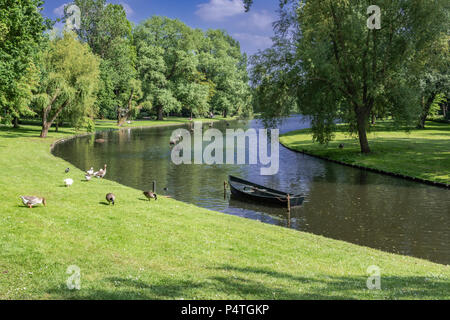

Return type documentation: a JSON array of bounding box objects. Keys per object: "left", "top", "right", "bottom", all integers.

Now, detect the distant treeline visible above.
[{"left": 0, "top": 0, "right": 252, "bottom": 137}]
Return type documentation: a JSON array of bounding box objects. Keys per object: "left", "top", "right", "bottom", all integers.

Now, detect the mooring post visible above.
[
  {"left": 287, "top": 194, "right": 291, "bottom": 228},
  {"left": 153, "top": 181, "right": 156, "bottom": 193},
  {"left": 224, "top": 181, "right": 227, "bottom": 199}
]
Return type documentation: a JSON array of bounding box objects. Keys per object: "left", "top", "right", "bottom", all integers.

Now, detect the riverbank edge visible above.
[{"left": 280, "top": 132, "right": 450, "bottom": 190}]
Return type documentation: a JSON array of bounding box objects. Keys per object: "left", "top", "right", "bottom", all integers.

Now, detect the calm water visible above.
[{"left": 52, "top": 116, "right": 450, "bottom": 265}]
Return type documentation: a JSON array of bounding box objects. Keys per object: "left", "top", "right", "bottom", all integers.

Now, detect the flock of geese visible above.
[
  {"left": 19, "top": 121, "right": 230, "bottom": 209},
  {"left": 20, "top": 164, "right": 158, "bottom": 208}
]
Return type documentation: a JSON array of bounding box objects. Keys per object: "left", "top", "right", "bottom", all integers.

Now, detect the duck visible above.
[
  {"left": 95, "top": 138, "right": 106, "bottom": 144},
  {"left": 86, "top": 167, "right": 94, "bottom": 176},
  {"left": 64, "top": 178, "right": 74, "bottom": 187},
  {"left": 143, "top": 191, "right": 158, "bottom": 201},
  {"left": 106, "top": 193, "right": 116, "bottom": 206},
  {"left": 65, "top": 168, "right": 70, "bottom": 174},
  {"left": 20, "top": 196, "right": 46, "bottom": 209},
  {"left": 95, "top": 164, "right": 107, "bottom": 179}
]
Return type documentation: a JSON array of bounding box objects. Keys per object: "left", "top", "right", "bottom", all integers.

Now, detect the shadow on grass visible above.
[{"left": 44, "top": 265, "right": 450, "bottom": 300}]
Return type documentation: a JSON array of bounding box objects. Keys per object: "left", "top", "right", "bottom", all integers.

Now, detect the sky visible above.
[{"left": 41, "top": 0, "right": 279, "bottom": 56}]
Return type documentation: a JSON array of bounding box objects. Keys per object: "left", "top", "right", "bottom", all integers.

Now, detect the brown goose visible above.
[
  {"left": 143, "top": 191, "right": 157, "bottom": 201},
  {"left": 95, "top": 164, "right": 107, "bottom": 179},
  {"left": 20, "top": 196, "right": 46, "bottom": 208},
  {"left": 106, "top": 193, "right": 116, "bottom": 205}
]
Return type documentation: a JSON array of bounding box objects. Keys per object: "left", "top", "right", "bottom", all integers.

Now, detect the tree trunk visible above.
[
  {"left": 417, "top": 94, "right": 436, "bottom": 129},
  {"left": 40, "top": 123, "right": 50, "bottom": 138},
  {"left": 356, "top": 111, "right": 371, "bottom": 154},
  {"left": 40, "top": 100, "right": 67, "bottom": 138},
  {"left": 13, "top": 117, "right": 19, "bottom": 128},
  {"left": 157, "top": 106, "right": 164, "bottom": 121}
]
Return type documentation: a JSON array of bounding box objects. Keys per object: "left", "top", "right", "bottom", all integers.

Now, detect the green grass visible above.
[
  {"left": 0, "top": 122, "right": 449, "bottom": 300},
  {"left": 280, "top": 121, "right": 450, "bottom": 185}
]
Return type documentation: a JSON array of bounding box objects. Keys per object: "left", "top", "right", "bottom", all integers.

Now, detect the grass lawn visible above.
[
  {"left": 280, "top": 121, "right": 450, "bottom": 185},
  {"left": 0, "top": 121, "right": 449, "bottom": 300}
]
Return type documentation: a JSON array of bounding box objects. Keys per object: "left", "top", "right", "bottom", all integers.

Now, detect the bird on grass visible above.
[
  {"left": 339, "top": 144, "right": 345, "bottom": 149},
  {"left": 143, "top": 191, "right": 157, "bottom": 201},
  {"left": 106, "top": 193, "right": 116, "bottom": 206},
  {"left": 95, "top": 164, "right": 107, "bottom": 179},
  {"left": 85, "top": 175, "right": 92, "bottom": 181},
  {"left": 20, "top": 196, "right": 46, "bottom": 209},
  {"left": 86, "top": 167, "right": 94, "bottom": 176},
  {"left": 65, "top": 168, "right": 70, "bottom": 174},
  {"left": 64, "top": 178, "right": 74, "bottom": 187}
]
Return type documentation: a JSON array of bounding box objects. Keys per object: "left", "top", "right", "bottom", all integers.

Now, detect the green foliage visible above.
[
  {"left": 134, "top": 17, "right": 251, "bottom": 120},
  {"left": 71, "top": 0, "right": 140, "bottom": 123},
  {"left": 35, "top": 32, "right": 100, "bottom": 136},
  {"left": 251, "top": 0, "right": 449, "bottom": 153},
  {"left": 0, "top": 0, "right": 50, "bottom": 124}
]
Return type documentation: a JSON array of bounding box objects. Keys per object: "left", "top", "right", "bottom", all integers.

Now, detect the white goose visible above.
[
  {"left": 86, "top": 167, "right": 94, "bottom": 176},
  {"left": 64, "top": 178, "right": 74, "bottom": 187},
  {"left": 20, "top": 196, "right": 46, "bottom": 208}
]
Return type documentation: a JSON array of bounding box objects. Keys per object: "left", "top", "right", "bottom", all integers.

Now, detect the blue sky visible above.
[{"left": 41, "top": 0, "right": 279, "bottom": 56}]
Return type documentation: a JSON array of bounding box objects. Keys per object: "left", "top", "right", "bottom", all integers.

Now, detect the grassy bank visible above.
[
  {"left": 0, "top": 121, "right": 449, "bottom": 300},
  {"left": 280, "top": 121, "right": 450, "bottom": 185}
]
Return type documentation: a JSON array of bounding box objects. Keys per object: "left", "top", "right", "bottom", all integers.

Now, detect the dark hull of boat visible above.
[{"left": 228, "top": 176, "right": 304, "bottom": 207}]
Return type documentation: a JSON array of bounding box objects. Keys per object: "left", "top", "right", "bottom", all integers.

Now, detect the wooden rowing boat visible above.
[{"left": 228, "top": 175, "right": 305, "bottom": 207}]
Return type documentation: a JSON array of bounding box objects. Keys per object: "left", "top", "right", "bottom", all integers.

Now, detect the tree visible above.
[
  {"left": 198, "top": 30, "right": 252, "bottom": 118},
  {"left": 416, "top": 35, "right": 450, "bottom": 129},
  {"left": 134, "top": 17, "right": 198, "bottom": 120},
  {"left": 250, "top": 0, "right": 449, "bottom": 153},
  {"left": 0, "top": 0, "right": 49, "bottom": 127},
  {"left": 34, "top": 33, "right": 100, "bottom": 138},
  {"left": 70, "top": 0, "right": 140, "bottom": 125}
]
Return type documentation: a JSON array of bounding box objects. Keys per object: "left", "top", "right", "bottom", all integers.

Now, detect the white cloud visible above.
[
  {"left": 53, "top": 3, "right": 68, "bottom": 17},
  {"left": 232, "top": 32, "right": 273, "bottom": 50},
  {"left": 247, "top": 10, "right": 274, "bottom": 30},
  {"left": 120, "top": 2, "right": 134, "bottom": 17},
  {"left": 196, "top": 0, "right": 245, "bottom": 21}
]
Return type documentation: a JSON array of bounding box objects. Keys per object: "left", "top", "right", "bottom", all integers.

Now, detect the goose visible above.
[
  {"left": 86, "top": 167, "right": 94, "bottom": 176},
  {"left": 95, "top": 164, "right": 107, "bottom": 179},
  {"left": 20, "top": 196, "right": 46, "bottom": 208},
  {"left": 85, "top": 175, "right": 92, "bottom": 181},
  {"left": 106, "top": 193, "right": 116, "bottom": 205},
  {"left": 64, "top": 179, "right": 74, "bottom": 187},
  {"left": 143, "top": 191, "right": 157, "bottom": 201}
]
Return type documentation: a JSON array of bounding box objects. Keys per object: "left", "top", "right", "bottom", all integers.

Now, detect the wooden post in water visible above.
[
  {"left": 224, "top": 181, "right": 227, "bottom": 199},
  {"left": 287, "top": 194, "right": 291, "bottom": 228}
]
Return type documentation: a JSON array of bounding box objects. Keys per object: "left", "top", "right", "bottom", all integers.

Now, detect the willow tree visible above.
[
  {"left": 250, "top": 0, "right": 448, "bottom": 153},
  {"left": 35, "top": 33, "right": 100, "bottom": 138}
]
